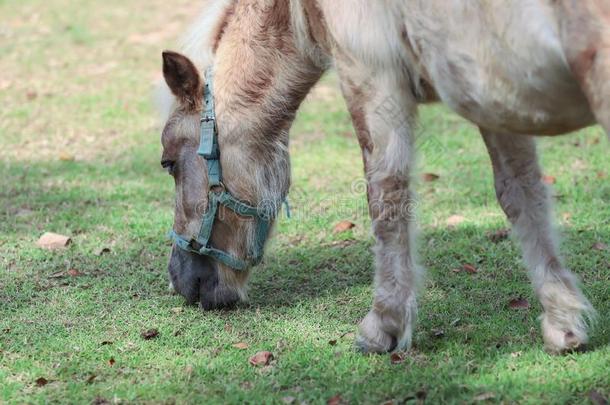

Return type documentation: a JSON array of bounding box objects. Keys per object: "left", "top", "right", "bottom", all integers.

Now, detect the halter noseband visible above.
[{"left": 168, "top": 67, "right": 278, "bottom": 271}]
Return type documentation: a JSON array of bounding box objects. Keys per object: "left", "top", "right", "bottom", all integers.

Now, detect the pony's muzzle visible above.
[{"left": 168, "top": 245, "right": 240, "bottom": 309}]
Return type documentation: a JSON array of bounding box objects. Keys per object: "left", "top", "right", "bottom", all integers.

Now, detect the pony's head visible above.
[{"left": 159, "top": 0, "right": 327, "bottom": 309}]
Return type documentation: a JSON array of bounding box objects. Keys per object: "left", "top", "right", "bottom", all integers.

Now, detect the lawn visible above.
[{"left": 0, "top": 0, "right": 608, "bottom": 403}]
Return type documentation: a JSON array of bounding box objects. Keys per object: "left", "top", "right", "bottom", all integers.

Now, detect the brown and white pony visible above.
[{"left": 159, "top": 0, "right": 606, "bottom": 354}]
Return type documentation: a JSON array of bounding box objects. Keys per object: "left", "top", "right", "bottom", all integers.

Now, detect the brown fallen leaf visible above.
[
  {"left": 232, "top": 342, "right": 249, "bottom": 350},
  {"left": 86, "top": 374, "right": 97, "bottom": 384},
  {"left": 542, "top": 175, "right": 556, "bottom": 185},
  {"left": 592, "top": 242, "right": 607, "bottom": 251},
  {"left": 48, "top": 271, "right": 66, "bottom": 279},
  {"left": 58, "top": 151, "right": 75, "bottom": 162},
  {"left": 463, "top": 264, "right": 478, "bottom": 274},
  {"left": 249, "top": 351, "right": 274, "bottom": 366},
  {"left": 327, "top": 395, "right": 343, "bottom": 405},
  {"left": 587, "top": 390, "right": 608, "bottom": 405},
  {"left": 446, "top": 215, "right": 465, "bottom": 227},
  {"left": 508, "top": 298, "right": 530, "bottom": 310},
  {"left": 282, "top": 396, "right": 296, "bottom": 404},
  {"left": 108, "top": 357, "right": 115, "bottom": 366},
  {"left": 35, "top": 377, "right": 48, "bottom": 387},
  {"left": 390, "top": 352, "right": 406, "bottom": 364},
  {"left": 474, "top": 392, "right": 496, "bottom": 402},
  {"left": 488, "top": 229, "right": 510, "bottom": 243},
  {"left": 421, "top": 173, "right": 440, "bottom": 182},
  {"left": 141, "top": 329, "right": 159, "bottom": 340},
  {"left": 37, "top": 232, "right": 71, "bottom": 250},
  {"left": 67, "top": 269, "right": 83, "bottom": 277},
  {"left": 597, "top": 171, "right": 607, "bottom": 179},
  {"left": 171, "top": 307, "right": 183, "bottom": 315},
  {"left": 95, "top": 247, "right": 111, "bottom": 256},
  {"left": 333, "top": 220, "right": 356, "bottom": 234},
  {"left": 340, "top": 332, "right": 355, "bottom": 340}
]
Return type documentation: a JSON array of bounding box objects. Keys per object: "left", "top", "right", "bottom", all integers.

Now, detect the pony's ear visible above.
[{"left": 162, "top": 51, "right": 202, "bottom": 108}]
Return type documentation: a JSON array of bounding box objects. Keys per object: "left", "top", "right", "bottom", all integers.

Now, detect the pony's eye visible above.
[{"left": 161, "top": 160, "right": 175, "bottom": 175}]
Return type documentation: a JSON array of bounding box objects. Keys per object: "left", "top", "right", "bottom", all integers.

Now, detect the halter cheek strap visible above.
[{"left": 167, "top": 66, "right": 280, "bottom": 271}]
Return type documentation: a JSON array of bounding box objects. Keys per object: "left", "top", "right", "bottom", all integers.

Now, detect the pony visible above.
[{"left": 159, "top": 0, "right": 606, "bottom": 354}]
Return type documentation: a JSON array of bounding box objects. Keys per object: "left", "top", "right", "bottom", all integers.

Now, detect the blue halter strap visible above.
[{"left": 168, "top": 67, "right": 279, "bottom": 271}]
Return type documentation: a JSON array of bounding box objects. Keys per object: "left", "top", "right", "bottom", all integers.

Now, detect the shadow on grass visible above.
[{"left": 1, "top": 158, "right": 608, "bottom": 356}]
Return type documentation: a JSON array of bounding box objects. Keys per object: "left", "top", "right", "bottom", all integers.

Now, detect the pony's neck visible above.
[{"left": 210, "top": 0, "right": 326, "bottom": 204}]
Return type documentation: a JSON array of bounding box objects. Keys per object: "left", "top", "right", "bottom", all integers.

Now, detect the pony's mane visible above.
[{"left": 156, "top": 0, "right": 233, "bottom": 122}]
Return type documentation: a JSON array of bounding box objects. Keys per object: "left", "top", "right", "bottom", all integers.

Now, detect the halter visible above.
[{"left": 168, "top": 67, "right": 279, "bottom": 271}]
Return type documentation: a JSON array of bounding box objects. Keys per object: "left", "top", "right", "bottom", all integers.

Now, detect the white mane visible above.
[{"left": 156, "top": 0, "right": 232, "bottom": 122}]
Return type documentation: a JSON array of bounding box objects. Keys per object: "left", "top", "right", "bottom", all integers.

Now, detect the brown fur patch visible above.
[
  {"left": 301, "top": 0, "right": 331, "bottom": 51},
  {"left": 212, "top": 1, "right": 237, "bottom": 52}
]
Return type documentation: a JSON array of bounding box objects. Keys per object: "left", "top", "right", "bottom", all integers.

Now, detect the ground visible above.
[{"left": 0, "top": 0, "right": 608, "bottom": 403}]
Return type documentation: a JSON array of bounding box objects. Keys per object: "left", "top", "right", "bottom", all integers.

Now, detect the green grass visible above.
[{"left": 1, "top": 0, "right": 608, "bottom": 403}]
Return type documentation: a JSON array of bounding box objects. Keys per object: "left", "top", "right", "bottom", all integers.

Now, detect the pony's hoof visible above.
[
  {"left": 355, "top": 312, "right": 398, "bottom": 354},
  {"left": 542, "top": 312, "right": 589, "bottom": 354}
]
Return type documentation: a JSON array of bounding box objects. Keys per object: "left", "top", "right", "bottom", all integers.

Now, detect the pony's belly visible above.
[
  {"left": 440, "top": 79, "right": 596, "bottom": 135},
  {"left": 407, "top": 0, "right": 597, "bottom": 134}
]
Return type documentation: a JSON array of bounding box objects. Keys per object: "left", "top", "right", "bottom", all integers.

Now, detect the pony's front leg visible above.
[
  {"left": 481, "top": 130, "right": 596, "bottom": 353},
  {"left": 338, "top": 64, "right": 422, "bottom": 353}
]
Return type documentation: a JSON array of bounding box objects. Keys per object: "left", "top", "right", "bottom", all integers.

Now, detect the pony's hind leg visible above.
[
  {"left": 337, "top": 60, "right": 422, "bottom": 353},
  {"left": 481, "top": 129, "right": 596, "bottom": 353}
]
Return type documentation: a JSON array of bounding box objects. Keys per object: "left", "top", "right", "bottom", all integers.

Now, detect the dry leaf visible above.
[
  {"left": 0, "top": 79, "right": 11, "bottom": 91},
  {"left": 48, "top": 271, "right": 66, "bottom": 279},
  {"left": 249, "top": 351, "right": 273, "bottom": 366},
  {"left": 37, "top": 232, "right": 71, "bottom": 250},
  {"left": 86, "top": 374, "right": 96, "bottom": 384},
  {"left": 232, "top": 342, "right": 249, "bottom": 350},
  {"left": 171, "top": 307, "right": 183, "bottom": 314},
  {"left": 592, "top": 242, "right": 607, "bottom": 251},
  {"left": 587, "top": 390, "right": 608, "bottom": 405},
  {"left": 474, "top": 392, "right": 496, "bottom": 402},
  {"left": 95, "top": 247, "right": 111, "bottom": 256},
  {"left": 562, "top": 212, "right": 572, "bottom": 222},
  {"left": 390, "top": 352, "right": 406, "bottom": 364},
  {"left": 542, "top": 175, "right": 556, "bottom": 185},
  {"left": 282, "top": 397, "right": 296, "bottom": 404},
  {"left": 488, "top": 229, "right": 510, "bottom": 243},
  {"left": 108, "top": 357, "right": 115, "bottom": 366},
  {"left": 510, "top": 351, "right": 522, "bottom": 358},
  {"left": 67, "top": 269, "right": 83, "bottom": 277},
  {"left": 341, "top": 332, "right": 355, "bottom": 339},
  {"left": 333, "top": 220, "right": 356, "bottom": 234},
  {"left": 422, "top": 173, "right": 440, "bottom": 182},
  {"left": 141, "top": 329, "right": 159, "bottom": 340},
  {"left": 508, "top": 298, "right": 530, "bottom": 309},
  {"left": 58, "top": 151, "right": 75, "bottom": 161},
  {"left": 463, "top": 264, "right": 478, "bottom": 274},
  {"left": 35, "top": 377, "right": 48, "bottom": 387},
  {"left": 597, "top": 171, "right": 606, "bottom": 179},
  {"left": 327, "top": 395, "right": 343, "bottom": 405},
  {"left": 446, "top": 215, "right": 465, "bottom": 227}
]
